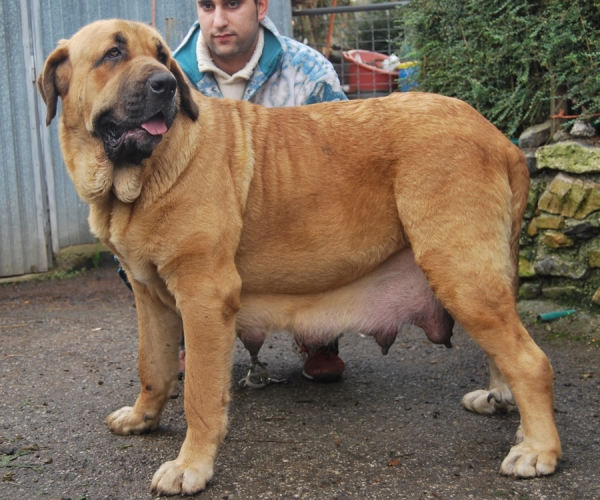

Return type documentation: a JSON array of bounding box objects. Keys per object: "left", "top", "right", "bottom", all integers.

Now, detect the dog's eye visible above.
[
  {"left": 106, "top": 47, "right": 121, "bottom": 59},
  {"left": 158, "top": 52, "right": 168, "bottom": 65}
]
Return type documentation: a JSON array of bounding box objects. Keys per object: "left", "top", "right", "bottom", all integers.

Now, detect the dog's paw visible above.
[
  {"left": 501, "top": 441, "right": 559, "bottom": 477},
  {"left": 462, "top": 389, "right": 517, "bottom": 415},
  {"left": 106, "top": 406, "right": 160, "bottom": 435},
  {"left": 151, "top": 458, "right": 214, "bottom": 496}
]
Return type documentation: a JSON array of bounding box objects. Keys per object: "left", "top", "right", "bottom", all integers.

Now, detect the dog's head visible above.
[{"left": 37, "top": 20, "right": 199, "bottom": 202}]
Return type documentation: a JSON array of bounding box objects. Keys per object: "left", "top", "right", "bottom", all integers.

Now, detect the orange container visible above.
[{"left": 342, "top": 49, "right": 398, "bottom": 93}]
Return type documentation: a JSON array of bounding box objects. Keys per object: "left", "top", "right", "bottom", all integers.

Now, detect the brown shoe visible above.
[{"left": 300, "top": 341, "right": 345, "bottom": 382}]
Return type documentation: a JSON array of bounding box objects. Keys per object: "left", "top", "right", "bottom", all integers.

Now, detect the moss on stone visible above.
[
  {"left": 534, "top": 214, "right": 565, "bottom": 229},
  {"left": 518, "top": 282, "right": 541, "bottom": 299},
  {"left": 589, "top": 251, "right": 600, "bottom": 268},
  {"left": 538, "top": 174, "right": 572, "bottom": 214},
  {"left": 527, "top": 218, "right": 539, "bottom": 236},
  {"left": 541, "top": 286, "right": 580, "bottom": 300},
  {"left": 537, "top": 174, "right": 600, "bottom": 220},
  {"left": 536, "top": 142, "right": 600, "bottom": 174},
  {"left": 524, "top": 178, "right": 545, "bottom": 218},
  {"left": 519, "top": 257, "right": 536, "bottom": 277},
  {"left": 534, "top": 255, "right": 589, "bottom": 279},
  {"left": 576, "top": 185, "right": 600, "bottom": 219},
  {"left": 542, "top": 231, "right": 575, "bottom": 249},
  {"left": 562, "top": 179, "right": 588, "bottom": 217}
]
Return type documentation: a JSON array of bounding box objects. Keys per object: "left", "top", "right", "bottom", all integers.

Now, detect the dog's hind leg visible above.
[
  {"left": 395, "top": 160, "right": 560, "bottom": 477},
  {"left": 462, "top": 356, "right": 517, "bottom": 414},
  {"left": 405, "top": 230, "right": 560, "bottom": 477},
  {"left": 450, "top": 291, "right": 559, "bottom": 477},
  {"left": 407, "top": 220, "right": 561, "bottom": 476}
]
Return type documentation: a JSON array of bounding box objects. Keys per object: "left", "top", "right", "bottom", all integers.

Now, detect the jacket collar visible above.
[{"left": 173, "top": 17, "right": 284, "bottom": 100}]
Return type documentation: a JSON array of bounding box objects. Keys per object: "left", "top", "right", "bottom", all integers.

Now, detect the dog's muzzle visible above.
[{"left": 96, "top": 70, "right": 179, "bottom": 165}]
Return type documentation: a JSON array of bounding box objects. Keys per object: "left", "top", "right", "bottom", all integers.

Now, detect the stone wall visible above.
[{"left": 517, "top": 121, "right": 600, "bottom": 307}]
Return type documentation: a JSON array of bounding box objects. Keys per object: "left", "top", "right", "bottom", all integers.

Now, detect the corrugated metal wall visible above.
[
  {"left": 0, "top": 0, "right": 51, "bottom": 276},
  {"left": 0, "top": 0, "right": 290, "bottom": 277}
]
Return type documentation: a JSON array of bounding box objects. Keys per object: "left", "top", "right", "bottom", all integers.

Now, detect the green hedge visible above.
[{"left": 397, "top": 0, "right": 600, "bottom": 137}]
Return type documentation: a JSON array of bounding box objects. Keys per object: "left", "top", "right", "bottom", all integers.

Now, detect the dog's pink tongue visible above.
[{"left": 141, "top": 118, "right": 167, "bottom": 135}]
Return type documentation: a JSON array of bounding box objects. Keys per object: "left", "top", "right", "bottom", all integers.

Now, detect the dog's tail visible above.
[{"left": 507, "top": 146, "right": 530, "bottom": 295}]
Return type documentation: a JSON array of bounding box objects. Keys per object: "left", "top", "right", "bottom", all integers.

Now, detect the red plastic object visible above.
[{"left": 342, "top": 49, "right": 398, "bottom": 93}]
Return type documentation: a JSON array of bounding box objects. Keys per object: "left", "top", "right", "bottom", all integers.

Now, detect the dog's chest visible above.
[
  {"left": 126, "top": 257, "right": 158, "bottom": 285},
  {"left": 107, "top": 217, "right": 160, "bottom": 286}
]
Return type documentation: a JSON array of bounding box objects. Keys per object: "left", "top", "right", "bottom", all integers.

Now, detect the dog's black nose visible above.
[{"left": 148, "top": 72, "right": 177, "bottom": 97}]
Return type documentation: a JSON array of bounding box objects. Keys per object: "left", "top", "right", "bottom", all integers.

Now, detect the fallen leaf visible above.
[{"left": 388, "top": 458, "right": 401, "bottom": 467}]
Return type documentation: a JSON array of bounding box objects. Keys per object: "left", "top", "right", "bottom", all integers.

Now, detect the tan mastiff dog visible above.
[{"left": 38, "top": 19, "right": 561, "bottom": 496}]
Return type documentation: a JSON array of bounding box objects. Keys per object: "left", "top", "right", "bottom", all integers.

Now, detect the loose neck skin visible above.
[{"left": 85, "top": 92, "right": 260, "bottom": 242}]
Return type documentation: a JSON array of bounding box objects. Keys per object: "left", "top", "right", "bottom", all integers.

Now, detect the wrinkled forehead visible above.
[{"left": 67, "top": 19, "right": 166, "bottom": 63}]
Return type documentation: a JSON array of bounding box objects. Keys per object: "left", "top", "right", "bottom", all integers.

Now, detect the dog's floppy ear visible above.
[
  {"left": 169, "top": 59, "right": 199, "bottom": 121},
  {"left": 37, "top": 41, "right": 71, "bottom": 126}
]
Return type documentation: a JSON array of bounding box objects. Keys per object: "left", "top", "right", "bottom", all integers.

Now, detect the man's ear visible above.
[
  {"left": 169, "top": 58, "right": 199, "bottom": 121},
  {"left": 257, "top": 0, "right": 269, "bottom": 21},
  {"left": 37, "top": 41, "right": 71, "bottom": 126}
]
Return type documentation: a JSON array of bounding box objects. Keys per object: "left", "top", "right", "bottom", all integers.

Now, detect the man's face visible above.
[{"left": 197, "top": 0, "right": 268, "bottom": 74}]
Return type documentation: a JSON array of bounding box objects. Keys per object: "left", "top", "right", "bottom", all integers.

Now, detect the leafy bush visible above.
[{"left": 397, "top": 0, "right": 600, "bottom": 137}]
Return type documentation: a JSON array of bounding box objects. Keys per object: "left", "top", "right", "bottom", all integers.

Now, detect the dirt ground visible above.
[{"left": 0, "top": 262, "right": 599, "bottom": 500}]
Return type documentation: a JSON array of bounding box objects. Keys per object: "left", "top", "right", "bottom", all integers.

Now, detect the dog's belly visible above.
[
  {"left": 235, "top": 210, "right": 407, "bottom": 295},
  {"left": 236, "top": 248, "right": 454, "bottom": 353},
  {"left": 236, "top": 241, "right": 403, "bottom": 296}
]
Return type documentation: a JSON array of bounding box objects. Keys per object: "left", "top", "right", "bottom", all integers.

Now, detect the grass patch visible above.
[{"left": 36, "top": 268, "right": 87, "bottom": 282}]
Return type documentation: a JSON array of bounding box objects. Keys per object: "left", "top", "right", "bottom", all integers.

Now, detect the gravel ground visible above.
[{"left": 0, "top": 262, "right": 599, "bottom": 500}]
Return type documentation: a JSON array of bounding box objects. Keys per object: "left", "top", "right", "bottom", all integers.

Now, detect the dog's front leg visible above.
[
  {"left": 151, "top": 269, "right": 240, "bottom": 496},
  {"left": 107, "top": 281, "right": 182, "bottom": 434}
]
